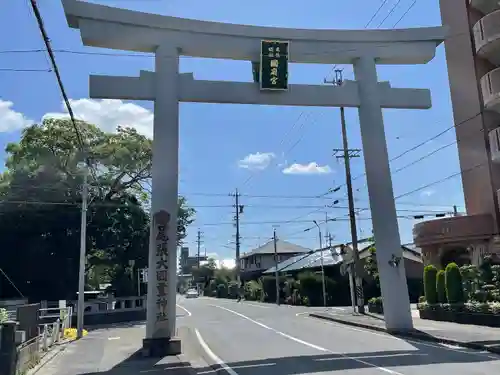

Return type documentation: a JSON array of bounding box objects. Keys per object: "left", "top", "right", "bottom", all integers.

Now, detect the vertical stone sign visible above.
[
  {"left": 260, "top": 40, "right": 289, "bottom": 91},
  {"left": 154, "top": 210, "right": 170, "bottom": 329}
]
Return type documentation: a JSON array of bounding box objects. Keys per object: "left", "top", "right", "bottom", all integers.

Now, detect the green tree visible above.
[
  {"left": 0, "top": 118, "right": 195, "bottom": 300},
  {"left": 364, "top": 245, "right": 379, "bottom": 289}
]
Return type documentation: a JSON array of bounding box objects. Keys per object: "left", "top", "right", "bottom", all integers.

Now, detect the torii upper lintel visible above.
[{"left": 62, "top": 0, "right": 447, "bottom": 64}]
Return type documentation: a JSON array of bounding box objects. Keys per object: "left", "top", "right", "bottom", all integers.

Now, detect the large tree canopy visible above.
[{"left": 0, "top": 118, "right": 195, "bottom": 300}]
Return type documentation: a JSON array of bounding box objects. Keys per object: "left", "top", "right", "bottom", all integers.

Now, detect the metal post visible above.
[
  {"left": 273, "top": 229, "right": 280, "bottom": 305},
  {"left": 137, "top": 268, "right": 141, "bottom": 296},
  {"left": 77, "top": 167, "right": 88, "bottom": 339},
  {"left": 313, "top": 220, "right": 327, "bottom": 307},
  {"left": 339, "top": 106, "right": 365, "bottom": 314},
  {"left": 348, "top": 265, "right": 356, "bottom": 313}
]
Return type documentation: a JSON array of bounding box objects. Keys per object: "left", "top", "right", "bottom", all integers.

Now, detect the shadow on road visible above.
[{"left": 77, "top": 337, "right": 498, "bottom": 375}]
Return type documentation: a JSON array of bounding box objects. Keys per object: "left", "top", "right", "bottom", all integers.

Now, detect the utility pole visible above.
[
  {"left": 330, "top": 68, "right": 365, "bottom": 314},
  {"left": 233, "top": 189, "right": 243, "bottom": 287},
  {"left": 196, "top": 230, "right": 203, "bottom": 269},
  {"left": 77, "top": 167, "right": 88, "bottom": 339},
  {"left": 273, "top": 228, "right": 280, "bottom": 305}
]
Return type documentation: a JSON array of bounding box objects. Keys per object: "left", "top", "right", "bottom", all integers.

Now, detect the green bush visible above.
[
  {"left": 227, "top": 281, "right": 239, "bottom": 299},
  {"left": 436, "top": 270, "right": 446, "bottom": 303},
  {"left": 216, "top": 283, "right": 228, "bottom": 298},
  {"left": 368, "top": 296, "right": 383, "bottom": 307},
  {"left": 445, "top": 262, "right": 464, "bottom": 304},
  {"left": 244, "top": 280, "right": 263, "bottom": 301},
  {"left": 423, "top": 265, "right": 438, "bottom": 304},
  {"left": 0, "top": 308, "right": 8, "bottom": 323},
  {"left": 260, "top": 275, "right": 286, "bottom": 303}
]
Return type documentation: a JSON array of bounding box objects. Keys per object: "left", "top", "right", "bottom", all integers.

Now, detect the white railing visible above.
[
  {"left": 65, "top": 296, "right": 146, "bottom": 315},
  {"left": 38, "top": 306, "right": 73, "bottom": 352},
  {"left": 15, "top": 306, "right": 73, "bottom": 375}
]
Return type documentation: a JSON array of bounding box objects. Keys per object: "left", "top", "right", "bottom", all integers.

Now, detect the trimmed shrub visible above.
[
  {"left": 227, "top": 281, "right": 239, "bottom": 299},
  {"left": 436, "top": 270, "right": 446, "bottom": 303},
  {"left": 445, "top": 262, "right": 464, "bottom": 304},
  {"left": 423, "top": 265, "right": 438, "bottom": 304}
]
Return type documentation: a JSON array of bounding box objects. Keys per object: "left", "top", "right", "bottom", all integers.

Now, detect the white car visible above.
[{"left": 185, "top": 288, "right": 199, "bottom": 298}]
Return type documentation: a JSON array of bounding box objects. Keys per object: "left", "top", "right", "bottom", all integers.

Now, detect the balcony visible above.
[
  {"left": 481, "top": 67, "right": 500, "bottom": 112},
  {"left": 473, "top": 10, "right": 500, "bottom": 65},
  {"left": 489, "top": 126, "right": 500, "bottom": 162},
  {"left": 469, "top": 0, "right": 500, "bottom": 14}
]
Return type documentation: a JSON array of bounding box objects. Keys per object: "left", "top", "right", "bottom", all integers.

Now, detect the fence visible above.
[{"left": 1, "top": 306, "right": 73, "bottom": 375}]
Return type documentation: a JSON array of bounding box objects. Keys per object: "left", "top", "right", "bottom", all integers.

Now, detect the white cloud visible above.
[
  {"left": 282, "top": 162, "right": 332, "bottom": 175},
  {"left": 43, "top": 99, "right": 154, "bottom": 138},
  {"left": 202, "top": 252, "right": 235, "bottom": 269},
  {"left": 0, "top": 100, "right": 33, "bottom": 132},
  {"left": 420, "top": 189, "right": 435, "bottom": 198},
  {"left": 238, "top": 152, "right": 275, "bottom": 170}
]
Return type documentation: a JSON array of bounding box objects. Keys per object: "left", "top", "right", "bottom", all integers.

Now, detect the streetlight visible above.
[{"left": 305, "top": 220, "right": 327, "bottom": 307}]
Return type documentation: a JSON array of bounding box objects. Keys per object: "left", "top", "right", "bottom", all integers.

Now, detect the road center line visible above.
[
  {"left": 195, "top": 328, "right": 239, "bottom": 375},
  {"left": 209, "top": 304, "right": 404, "bottom": 375},
  {"left": 176, "top": 304, "right": 192, "bottom": 316}
]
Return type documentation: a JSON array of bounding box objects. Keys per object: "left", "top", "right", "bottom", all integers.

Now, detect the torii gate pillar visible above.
[{"left": 142, "top": 46, "right": 181, "bottom": 357}]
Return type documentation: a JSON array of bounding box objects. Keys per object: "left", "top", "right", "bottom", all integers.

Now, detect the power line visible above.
[
  {"left": 393, "top": 0, "right": 418, "bottom": 27},
  {"left": 0, "top": 68, "right": 51, "bottom": 72},
  {"left": 27, "top": 0, "right": 102, "bottom": 197},
  {"left": 3, "top": 183, "right": 465, "bottom": 209},
  {"left": 318, "top": 111, "right": 483, "bottom": 198},
  {"left": 376, "top": 0, "right": 405, "bottom": 28},
  {"left": 394, "top": 162, "right": 484, "bottom": 200},
  {"left": 0, "top": 199, "right": 456, "bottom": 215}
]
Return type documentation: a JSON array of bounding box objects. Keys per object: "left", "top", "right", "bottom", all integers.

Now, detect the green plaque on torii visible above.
[{"left": 260, "top": 40, "right": 289, "bottom": 91}]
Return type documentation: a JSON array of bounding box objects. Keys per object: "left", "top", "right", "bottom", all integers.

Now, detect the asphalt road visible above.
[{"left": 180, "top": 296, "right": 500, "bottom": 375}]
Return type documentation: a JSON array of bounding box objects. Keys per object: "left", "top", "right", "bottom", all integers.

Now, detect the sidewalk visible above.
[
  {"left": 34, "top": 323, "right": 197, "bottom": 375},
  {"left": 310, "top": 310, "right": 500, "bottom": 354}
]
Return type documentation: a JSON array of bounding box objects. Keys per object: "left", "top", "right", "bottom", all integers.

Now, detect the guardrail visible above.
[{"left": 13, "top": 306, "right": 73, "bottom": 375}]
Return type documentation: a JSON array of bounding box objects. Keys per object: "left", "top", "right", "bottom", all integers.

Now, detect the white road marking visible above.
[
  {"left": 107, "top": 336, "right": 120, "bottom": 340},
  {"left": 195, "top": 328, "right": 239, "bottom": 375},
  {"left": 304, "top": 315, "right": 500, "bottom": 360},
  {"left": 176, "top": 304, "right": 192, "bottom": 316},
  {"left": 211, "top": 298, "right": 271, "bottom": 309},
  {"left": 210, "top": 304, "right": 404, "bottom": 375}
]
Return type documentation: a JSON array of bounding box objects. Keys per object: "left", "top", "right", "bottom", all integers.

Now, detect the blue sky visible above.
[{"left": 0, "top": 0, "right": 465, "bottom": 263}]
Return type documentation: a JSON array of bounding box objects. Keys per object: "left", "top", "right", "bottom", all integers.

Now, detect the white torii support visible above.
[{"left": 61, "top": 0, "right": 447, "bottom": 356}]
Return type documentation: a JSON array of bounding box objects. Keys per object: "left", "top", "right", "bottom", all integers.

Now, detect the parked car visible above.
[{"left": 185, "top": 288, "right": 199, "bottom": 298}]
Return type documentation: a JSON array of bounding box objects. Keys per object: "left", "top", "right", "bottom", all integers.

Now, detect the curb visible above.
[
  {"left": 309, "top": 313, "right": 500, "bottom": 355},
  {"left": 28, "top": 342, "right": 69, "bottom": 375}
]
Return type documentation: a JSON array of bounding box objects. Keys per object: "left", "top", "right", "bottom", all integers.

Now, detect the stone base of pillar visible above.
[{"left": 142, "top": 337, "right": 181, "bottom": 357}]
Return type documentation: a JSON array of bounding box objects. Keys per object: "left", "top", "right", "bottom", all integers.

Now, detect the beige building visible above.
[{"left": 413, "top": 0, "right": 500, "bottom": 267}]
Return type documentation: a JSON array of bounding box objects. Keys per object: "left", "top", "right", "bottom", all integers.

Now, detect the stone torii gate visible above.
[{"left": 62, "top": 0, "right": 446, "bottom": 356}]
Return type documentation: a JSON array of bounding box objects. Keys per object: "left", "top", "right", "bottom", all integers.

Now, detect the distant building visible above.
[
  {"left": 240, "top": 240, "right": 312, "bottom": 280},
  {"left": 179, "top": 246, "right": 207, "bottom": 273}
]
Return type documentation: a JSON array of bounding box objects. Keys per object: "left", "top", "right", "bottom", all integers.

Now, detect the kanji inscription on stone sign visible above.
[
  {"left": 260, "top": 40, "right": 289, "bottom": 91},
  {"left": 154, "top": 210, "right": 171, "bottom": 322}
]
